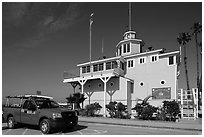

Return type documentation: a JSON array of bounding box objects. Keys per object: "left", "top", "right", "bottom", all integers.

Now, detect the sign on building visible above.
[{"left": 152, "top": 87, "right": 171, "bottom": 99}]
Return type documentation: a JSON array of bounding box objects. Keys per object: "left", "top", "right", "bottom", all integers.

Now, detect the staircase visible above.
[{"left": 177, "top": 88, "right": 198, "bottom": 120}]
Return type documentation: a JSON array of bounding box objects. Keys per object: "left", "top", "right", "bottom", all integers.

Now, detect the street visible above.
[{"left": 2, "top": 122, "right": 201, "bottom": 135}]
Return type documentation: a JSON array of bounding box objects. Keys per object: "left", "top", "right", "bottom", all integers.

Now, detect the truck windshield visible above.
[{"left": 35, "top": 100, "right": 59, "bottom": 109}]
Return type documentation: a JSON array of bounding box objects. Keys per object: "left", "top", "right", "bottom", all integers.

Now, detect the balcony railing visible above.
[{"left": 63, "top": 67, "right": 125, "bottom": 80}]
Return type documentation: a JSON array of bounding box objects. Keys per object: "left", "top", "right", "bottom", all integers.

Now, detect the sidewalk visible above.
[{"left": 78, "top": 116, "right": 202, "bottom": 131}]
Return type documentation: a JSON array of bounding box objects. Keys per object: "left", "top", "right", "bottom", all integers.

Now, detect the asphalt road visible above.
[{"left": 2, "top": 122, "right": 202, "bottom": 135}]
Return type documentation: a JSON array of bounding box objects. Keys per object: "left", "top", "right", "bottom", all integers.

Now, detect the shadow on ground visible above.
[
  {"left": 2, "top": 123, "right": 88, "bottom": 134},
  {"left": 61, "top": 124, "right": 88, "bottom": 133}
]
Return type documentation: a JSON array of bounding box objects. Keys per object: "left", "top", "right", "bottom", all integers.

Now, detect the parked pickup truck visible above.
[{"left": 3, "top": 95, "right": 78, "bottom": 134}]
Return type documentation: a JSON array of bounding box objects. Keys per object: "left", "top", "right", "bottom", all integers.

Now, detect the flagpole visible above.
[
  {"left": 129, "top": 2, "right": 131, "bottom": 31},
  {"left": 90, "top": 13, "right": 94, "bottom": 64},
  {"left": 102, "top": 38, "right": 104, "bottom": 58}
]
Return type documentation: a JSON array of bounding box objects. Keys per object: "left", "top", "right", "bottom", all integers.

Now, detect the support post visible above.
[
  {"left": 100, "top": 76, "right": 111, "bottom": 117},
  {"left": 78, "top": 79, "right": 87, "bottom": 108},
  {"left": 104, "top": 81, "right": 107, "bottom": 117},
  {"left": 78, "top": 79, "right": 87, "bottom": 94},
  {"left": 180, "top": 89, "right": 183, "bottom": 119}
]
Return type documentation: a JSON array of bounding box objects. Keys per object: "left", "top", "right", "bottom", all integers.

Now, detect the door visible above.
[
  {"left": 21, "top": 100, "right": 38, "bottom": 125},
  {"left": 20, "top": 100, "right": 31, "bottom": 124}
]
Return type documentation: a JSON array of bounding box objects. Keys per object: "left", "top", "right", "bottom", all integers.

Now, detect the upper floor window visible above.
[
  {"left": 123, "top": 43, "right": 131, "bottom": 54},
  {"left": 169, "top": 56, "right": 174, "bottom": 65},
  {"left": 82, "top": 65, "right": 91, "bottom": 73},
  {"left": 106, "top": 62, "right": 111, "bottom": 70},
  {"left": 127, "top": 43, "right": 130, "bottom": 52},
  {"left": 151, "top": 55, "right": 158, "bottom": 62},
  {"left": 87, "top": 66, "right": 90, "bottom": 73},
  {"left": 106, "top": 61, "right": 118, "bottom": 70},
  {"left": 118, "top": 46, "right": 122, "bottom": 56},
  {"left": 127, "top": 59, "right": 134, "bottom": 68},
  {"left": 120, "top": 61, "right": 125, "bottom": 70},
  {"left": 93, "top": 64, "right": 98, "bottom": 72},
  {"left": 139, "top": 57, "right": 146, "bottom": 64},
  {"left": 123, "top": 44, "right": 127, "bottom": 53},
  {"left": 82, "top": 66, "right": 86, "bottom": 73},
  {"left": 93, "top": 63, "right": 104, "bottom": 72},
  {"left": 111, "top": 61, "right": 118, "bottom": 69},
  {"left": 99, "top": 63, "right": 104, "bottom": 71}
]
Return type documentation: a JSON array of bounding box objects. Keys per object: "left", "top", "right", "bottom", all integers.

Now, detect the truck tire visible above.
[
  {"left": 7, "top": 117, "right": 15, "bottom": 129},
  {"left": 40, "top": 119, "right": 52, "bottom": 134}
]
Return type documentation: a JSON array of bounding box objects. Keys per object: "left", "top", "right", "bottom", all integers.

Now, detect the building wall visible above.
[
  {"left": 83, "top": 77, "right": 126, "bottom": 115},
  {"left": 126, "top": 53, "right": 177, "bottom": 106},
  {"left": 131, "top": 42, "right": 141, "bottom": 54}
]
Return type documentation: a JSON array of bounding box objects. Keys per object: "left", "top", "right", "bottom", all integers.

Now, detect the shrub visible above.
[
  {"left": 132, "top": 103, "right": 157, "bottom": 120},
  {"left": 81, "top": 102, "right": 102, "bottom": 117},
  {"left": 162, "top": 100, "right": 180, "bottom": 121},
  {"left": 106, "top": 101, "right": 130, "bottom": 119}
]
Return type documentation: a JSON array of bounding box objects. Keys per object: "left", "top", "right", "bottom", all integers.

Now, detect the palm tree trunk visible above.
[
  {"left": 195, "top": 33, "right": 200, "bottom": 89},
  {"left": 183, "top": 45, "right": 190, "bottom": 90}
]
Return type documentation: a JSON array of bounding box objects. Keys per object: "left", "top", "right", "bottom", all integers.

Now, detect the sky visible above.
[{"left": 2, "top": 2, "right": 202, "bottom": 103}]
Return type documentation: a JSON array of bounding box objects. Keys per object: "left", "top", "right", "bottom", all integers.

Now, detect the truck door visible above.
[
  {"left": 21, "top": 100, "right": 38, "bottom": 125},
  {"left": 20, "top": 100, "right": 30, "bottom": 124},
  {"left": 28, "top": 101, "right": 39, "bottom": 125}
]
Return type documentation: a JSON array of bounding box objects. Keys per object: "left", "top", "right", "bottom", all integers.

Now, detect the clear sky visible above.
[{"left": 2, "top": 2, "right": 202, "bottom": 103}]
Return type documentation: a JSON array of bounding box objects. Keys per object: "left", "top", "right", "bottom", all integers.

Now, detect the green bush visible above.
[
  {"left": 106, "top": 101, "right": 130, "bottom": 119},
  {"left": 159, "top": 100, "right": 180, "bottom": 121},
  {"left": 132, "top": 96, "right": 180, "bottom": 121},
  {"left": 132, "top": 103, "right": 157, "bottom": 120},
  {"left": 80, "top": 102, "right": 102, "bottom": 117}
]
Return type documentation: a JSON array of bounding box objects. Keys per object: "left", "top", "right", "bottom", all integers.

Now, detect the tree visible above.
[
  {"left": 66, "top": 92, "right": 87, "bottom": 109},
  {"left": 191, "top": 22, "right": 202, "bottom": 108},
  {"left": 177, "top": 32, "right": 191, "bottom": 90}
]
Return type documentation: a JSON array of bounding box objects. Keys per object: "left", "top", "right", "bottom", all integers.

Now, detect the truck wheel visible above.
[
  {"left": 7, "top": 117, "right": 15, "bottom": 129},
  {"left": 40, "top": 119, "right": 51, "bottom": 134}
]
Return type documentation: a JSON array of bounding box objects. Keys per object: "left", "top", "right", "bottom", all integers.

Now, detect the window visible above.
[
  {"left": 118, "top": 46, "right": 122, "bottom": 56},
  {"left": 87, "top": 66, "right": 90, "bottom": 73},
  {"left": 151, "top": 55, "right": 158, "bottom": 62},
  {"left": 82, "top": 67, "right": 86, "bottom": 73},
  {"left": 112, "top": 61, "right": 117, "bottom": 69},
  {"left": 140, "top": 82, "right": 144, "bottom": 86},
  {"left": 123, "top": 43, "right": 131, "bottom": 54},
  {"left": 106, "top": 61, "right": 118, "bottom": 70},
  {"left": 160, "top": 80, "right": 165, "bottom": 85},
  {"left": 106, "top": 62, "right": 112, "bottom": 70},
  {"left": 169, "top": 56, "right": 174, "bottom": 65},
  {"left": 93, "top": 64, "right": 98, "bottom": 72},
  {"left": 127, "top": 43, "right": 130, "bottom": 52},
  {"left": 139, "top": 57, "right": 146, "bottom": 64},
  {"left": 23, "top": 100, "right": 30, "bottom": 109},
  {"left": 98, "top": 83, "right": 102, "bottom": 87},
  {"left": 123, "top": 44, "right": 127, "bottom": 53},
  {"left": 120, "top": 61, "right": 124, "bottom": 70},
  {"left": 82, "top": 66, "right": 90, "bottom": 73},
  {"left": 128, "top": 59, "right": 134, "bottom": 68},
  {"left": 99, "top": 63, "right": 103, "bottom": 71}
]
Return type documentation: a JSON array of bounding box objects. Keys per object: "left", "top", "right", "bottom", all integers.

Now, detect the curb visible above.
[{"left": 78, "top": 117, "right": 202, "bottom": 131}]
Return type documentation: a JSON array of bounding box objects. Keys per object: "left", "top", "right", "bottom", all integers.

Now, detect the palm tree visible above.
[
  {"left": 177, "top": 32, "right": 191, "bottom": 90},
  {"left": 191, "top": 22, "right": 202, "bottom": 89},
  {"left": 66, "top": 92, "right": 87, "bottom": 109}
]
